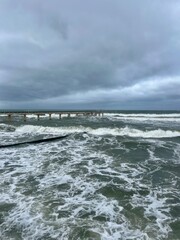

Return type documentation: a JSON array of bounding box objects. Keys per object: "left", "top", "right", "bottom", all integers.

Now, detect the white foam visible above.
[
  {"left": 25, "top": 113, "right": 77, "bottom": 119},
  {"left": 0, "top": 123, "right": 16, "bottom": 132},
  {"left": 172, "top": 144, "right": 180, "bottom": 164},
  {"left": 94, "top": 222, "right": 149, "bottom": 240},
  {"left": 131, "top": 190, "right": 171, "bottom": 238},
  {"left": 0, "top": 136, "right": 149, "bottom": 239}
]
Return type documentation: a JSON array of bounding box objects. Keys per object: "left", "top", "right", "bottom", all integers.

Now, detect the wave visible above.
[
  {"left": 105, "top": 113, "right": 180, "bottom": 117},
  {"left": 104, "top": 113, "right": 180, "bottom": 122},
  {"left": 16, "top": 125, "right": 180, "bottom": 138}
]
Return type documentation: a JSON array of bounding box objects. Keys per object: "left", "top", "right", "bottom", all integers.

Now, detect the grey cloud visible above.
[{"left": 0, "top": 0, "right": 180, "bottom": 109}]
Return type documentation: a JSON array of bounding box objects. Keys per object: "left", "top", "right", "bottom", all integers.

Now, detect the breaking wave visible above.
[{"left": 15, "top": 125, "right": 180, "bottom": 138}]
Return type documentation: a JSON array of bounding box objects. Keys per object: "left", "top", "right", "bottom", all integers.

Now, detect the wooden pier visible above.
[{"left": 1, "top": 111, "right": 103, "bottom": 121}]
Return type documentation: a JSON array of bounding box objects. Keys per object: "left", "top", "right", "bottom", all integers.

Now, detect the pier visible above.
[{"left": 1, "top": 111, "right": 103, "bottom": 121}]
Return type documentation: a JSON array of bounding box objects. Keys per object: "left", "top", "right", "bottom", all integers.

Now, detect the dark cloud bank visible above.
[{"left": 0, "top": 0, "right": 180, "bottom": 110}]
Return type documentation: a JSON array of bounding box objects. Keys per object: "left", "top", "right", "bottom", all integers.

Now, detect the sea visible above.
[{"left": 0, "top": 110, "right": 180, "bottom": 240}]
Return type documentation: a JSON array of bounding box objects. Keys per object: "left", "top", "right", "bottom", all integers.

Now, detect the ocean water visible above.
[{"left": 0, "top": 111, "right": 180, "bottom": 240}]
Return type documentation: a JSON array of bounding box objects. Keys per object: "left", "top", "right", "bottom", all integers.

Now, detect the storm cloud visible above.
[{"left": 0, "top": 0, "right": 180, "bottom": 109}]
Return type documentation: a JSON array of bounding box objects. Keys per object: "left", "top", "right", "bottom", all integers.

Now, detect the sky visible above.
[{"left": 0, "top": 0, "right": 180, "bottom": 110}]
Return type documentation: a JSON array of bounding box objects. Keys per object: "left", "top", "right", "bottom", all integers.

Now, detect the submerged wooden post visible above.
[
  {"left": 23, "top": 114, "right": 27, "bottom": 122},
  {"left": 7, "top": 114, "right": 12, "bottom": 121}
]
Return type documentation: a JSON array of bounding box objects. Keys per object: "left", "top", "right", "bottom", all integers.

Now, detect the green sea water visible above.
[{"left": 0, "top": 111, "right": 180, "bottom": 239}]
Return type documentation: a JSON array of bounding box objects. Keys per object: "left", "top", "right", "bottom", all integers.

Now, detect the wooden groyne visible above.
[{"left": 0, "top": 111, "right": 103, "bottom": 121}]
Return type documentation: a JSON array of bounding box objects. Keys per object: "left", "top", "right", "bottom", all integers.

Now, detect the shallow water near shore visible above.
[{"left": 0, "top": 110, "right": 180, "bottom": 239}]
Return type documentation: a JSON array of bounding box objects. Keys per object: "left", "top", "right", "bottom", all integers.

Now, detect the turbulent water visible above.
[{"left": 0, "top": 111, "right": 180, "bottom": 240}]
